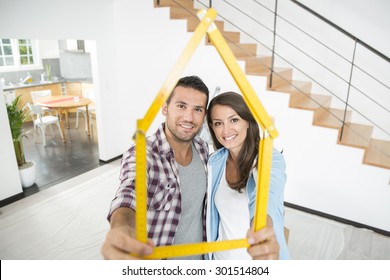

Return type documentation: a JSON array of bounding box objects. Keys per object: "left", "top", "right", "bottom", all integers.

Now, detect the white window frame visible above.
[{"left": 0, "top": 39, "right": 42, "bottom": 73}]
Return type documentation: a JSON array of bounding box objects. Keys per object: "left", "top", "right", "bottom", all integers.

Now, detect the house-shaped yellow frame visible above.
[{"left": 134, "top": 8, "right": 278, "bottom": 259}]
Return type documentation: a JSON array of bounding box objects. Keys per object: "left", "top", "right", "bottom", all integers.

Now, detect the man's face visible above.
[{"left": 162, "top": 86, "right": 207, "bottom": 143}]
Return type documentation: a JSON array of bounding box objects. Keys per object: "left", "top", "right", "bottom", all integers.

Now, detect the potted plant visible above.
[{"left": 6, "top": 95, "right": 36, "bottom": 188}]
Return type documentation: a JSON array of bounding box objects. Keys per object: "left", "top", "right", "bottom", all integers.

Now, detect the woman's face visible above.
[{"left": 210, "top": 104, "right": 249, "bottom": 155}]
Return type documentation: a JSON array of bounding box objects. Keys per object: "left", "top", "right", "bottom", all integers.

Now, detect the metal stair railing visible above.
[
  {"left": 157, "top": 0, "right": 390, "bottom": 161},
  {"left": 204, "top": 0, "right": 390, "bottom": 159}
]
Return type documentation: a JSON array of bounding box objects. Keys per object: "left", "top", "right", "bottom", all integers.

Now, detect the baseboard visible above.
[
  {"left": 285, "top": 202, "right": 390, "bottom": 237},
  {"left": 0, "top": 192, "right": 25, "bottom": 208},
  {"left": 99, "top": 154, "right": 122, "bottom": 164}
]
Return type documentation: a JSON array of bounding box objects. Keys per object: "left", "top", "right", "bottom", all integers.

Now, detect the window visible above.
[
  {"left": 0, "top": 39, "right": 14, "bottom": 66},
  {"left": 18, "top": 39, "right": 34, "bottom": 65},
  {"left": 0, "top": 39, "right": 39, "bottom": 71}
]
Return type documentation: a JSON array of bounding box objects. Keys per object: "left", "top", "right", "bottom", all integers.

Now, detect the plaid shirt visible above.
[{"left": 108, "top": 123, "right": 209, "bottom": 246}]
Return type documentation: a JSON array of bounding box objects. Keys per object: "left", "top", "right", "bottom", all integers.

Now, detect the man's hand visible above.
[
  {"left": 101, "top": 208, "right": 154, "bottom": 259},
  {"left": 101, "top": 225, "right": 154, "bottom": 259},
  {"left": 246, "top": 216, "right": 280, "bottom": 260}
]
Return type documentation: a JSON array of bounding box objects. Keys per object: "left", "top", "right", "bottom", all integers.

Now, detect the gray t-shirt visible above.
[{"left": 170, "top": 144, "right": 206, "bottom": 260}]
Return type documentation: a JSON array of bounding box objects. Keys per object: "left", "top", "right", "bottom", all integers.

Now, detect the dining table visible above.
[{"left": 36, "top": 95, "right": 92, "bottom": 142}]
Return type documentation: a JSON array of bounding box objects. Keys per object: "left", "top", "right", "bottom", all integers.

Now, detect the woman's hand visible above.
[{"left": 246, "top": 216, "right": 280, "bottom": 260}]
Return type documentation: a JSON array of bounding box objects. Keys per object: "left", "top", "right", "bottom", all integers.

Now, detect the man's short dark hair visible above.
[{"left": 166, "top": 76, "right": 209, "bottom": 105}]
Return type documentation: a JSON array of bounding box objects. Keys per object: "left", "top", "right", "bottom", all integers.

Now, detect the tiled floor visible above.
[{"left": 19, "top": 113, "right": 102, "bottom": 199}]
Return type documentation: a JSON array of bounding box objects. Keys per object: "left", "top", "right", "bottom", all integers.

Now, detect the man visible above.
[{"left": 102, "top": 76, "right": 210, "bottom": 260}]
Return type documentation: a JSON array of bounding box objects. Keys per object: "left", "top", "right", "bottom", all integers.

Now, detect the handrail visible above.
[
  {"left": 341, "top": 39, "right": 358, "bottom": 141},
  {"left": 285, "top": 0, "right": 390, "bottom": 140},
  {"left": 273, "top": 9, "right": 390, "bottom": 115},
  {"left": 280, "top": 2, "right": 390, "bottom": 93},
  {"left": 291, "top": 0, "right": 390, "bottom": 63},
  {"left": 269, "top": 0, "right": 278, "bottom": 88}
]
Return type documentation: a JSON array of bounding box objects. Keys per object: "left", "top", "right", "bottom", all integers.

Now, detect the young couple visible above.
[{"left": 101, "top": 76, "right": 289, "bottom": 260}]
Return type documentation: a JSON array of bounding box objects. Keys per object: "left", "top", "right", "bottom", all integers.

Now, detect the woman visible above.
[{"left": 206, "top": 91, "right": 289, "bottom": 260}]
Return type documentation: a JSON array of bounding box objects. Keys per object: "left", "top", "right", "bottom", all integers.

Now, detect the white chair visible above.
[
  {"left": 26, "top": 103, "right": 63, "bottom": 146},
  {"left": 76, "top": 90, "right": 95, "bottom": 133},
  {"left": 4, "top": 90, "right": 16, "bottom": 105},
  {"left": 75, "top": 103, "right": 95, "bottom": 132},
  {"left": 30, "top": 90, "right": 54, "bottom": 115}
]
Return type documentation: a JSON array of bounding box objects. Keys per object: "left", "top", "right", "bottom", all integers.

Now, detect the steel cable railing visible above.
[
  {"left": 202, "top": 0, "right": 390, "bottom": 156},
  {"left": 157, "top": 0, "right": 390, "bottom": 159}
]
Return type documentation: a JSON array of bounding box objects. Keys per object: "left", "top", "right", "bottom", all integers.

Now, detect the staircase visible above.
[{"left": 154, "top": 0, "right": 390, "bottom": 170}]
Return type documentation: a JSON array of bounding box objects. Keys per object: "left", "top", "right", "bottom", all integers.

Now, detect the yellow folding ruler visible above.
[{"left": 134, "top": 8, "right": 277, "bottom": 259}]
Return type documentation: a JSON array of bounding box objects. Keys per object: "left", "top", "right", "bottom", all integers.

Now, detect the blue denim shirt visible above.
[{"left": 206, "top": 148, "right": 289, "bottom": 260}]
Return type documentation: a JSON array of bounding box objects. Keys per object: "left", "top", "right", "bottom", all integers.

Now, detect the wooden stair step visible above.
[
  {"left": 364, "top": 139, "right": 390, "bottom": 169},
  {"left": 187, "top": 17, "right": 224, "bottom": 32},
  {"left": 314, "top": 108, "right": 352, "bottom": 129},
  {"left": 170, "top": 5, "right": 199, "bottom": 19},
  {"left": 290, "top": 93, "right": 331, "bottom": 111},
  {"left": 272, "top": 80, "right": 312, "bottom": 94},
  {"left": 267, "top": 68, "right": 293, "bottom": 88},
  {"left": 223, "top": 31, "right": 240, "bottom": 43},
  {"left": 338, "top": 123, "right": 373, "bottom": 149},
  {"left": 154, "top": 0, "right": 195, "bottom": 10},
  {"left": 245, "top": 56, "right": 272, "bottom": 75},
  {"left": 246, "top": 66, "right": 292, "bottom": 88},
  {"left": 228, "top": 42, "right": 257, "bottom": 59},
  {"left": 205, "top": 30, "right": 240, "bottom": 44}
]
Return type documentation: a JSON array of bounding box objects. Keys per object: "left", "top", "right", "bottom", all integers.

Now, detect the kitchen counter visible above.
[
  {"left": 3, "top": 79, "right": 93, "bottom": 91},
  {"left": 3, "top": 80, "right": 64, "bottom": 91}
]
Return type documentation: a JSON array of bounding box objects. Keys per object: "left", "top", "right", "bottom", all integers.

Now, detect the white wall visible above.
[
  {"left": 1, "top": 0, "right": 389, "bottom": 231},
  {"left": 0, "top": 85, "right": 23, "bottom": 199},
  {"left": 39, "top": 40, "right": 60, "bottom": 59}
]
